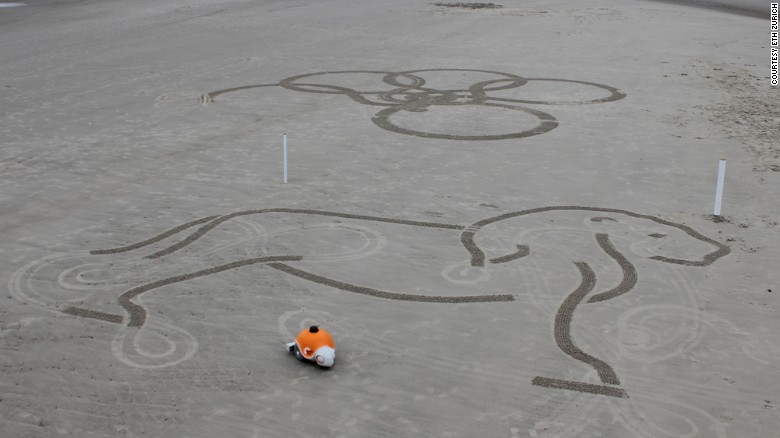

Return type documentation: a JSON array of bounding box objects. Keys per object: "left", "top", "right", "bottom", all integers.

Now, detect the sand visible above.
[{"left": 1, "top": 0, "right": 778, "bottom": 437}]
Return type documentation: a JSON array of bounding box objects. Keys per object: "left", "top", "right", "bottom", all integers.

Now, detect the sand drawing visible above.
[
  {"left": 202, "top": 69, "right": 626, "bottom": 140},
  {"left": 431, "top": 2, "right": 504, "bottom": 9},
  {"left": 10, "top": 207, "right": 728, "bottom": 394}
]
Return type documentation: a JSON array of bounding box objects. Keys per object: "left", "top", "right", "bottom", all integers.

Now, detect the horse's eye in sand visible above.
[{"left": 590, "top": 216, "right": 617, "bottom": 223}]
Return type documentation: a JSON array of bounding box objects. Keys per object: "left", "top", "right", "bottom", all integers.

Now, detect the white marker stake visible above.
[
  {"left": 713, "top": 159, "right": 726, "bottom": 216},
  {"left": 283, "top": 134, "right": 288, "bottom": 184}
]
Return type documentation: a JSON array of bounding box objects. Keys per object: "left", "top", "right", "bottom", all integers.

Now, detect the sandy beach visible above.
[{"left": 1, "top": 1, "right": 778, "bottom": 436}]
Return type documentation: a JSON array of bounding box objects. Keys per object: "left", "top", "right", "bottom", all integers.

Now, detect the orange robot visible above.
[{"left": 286, "top": 325, "right": 336, "bottom": 367}]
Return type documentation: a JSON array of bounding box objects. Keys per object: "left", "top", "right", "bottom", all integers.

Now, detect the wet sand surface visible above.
[{"left": 1, "top": 1, "right": 778, "bottom": 437}]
